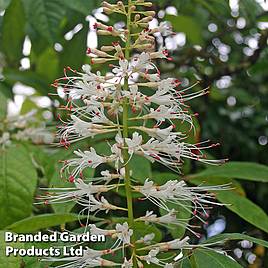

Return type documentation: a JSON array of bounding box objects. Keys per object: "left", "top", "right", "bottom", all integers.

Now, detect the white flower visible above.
[
  {"left": 78, "top": 195, "right": 119, "bottom": 216},
  {"left": 83, "top": 99, "right": 103, "bottom": 111},
  {"left": 0, "top": 132, "right": 11, "bottom": 147},
  {"left": 149, "top": 90, "right": 173, "bottom": 106},
  {"left": 112, "top": 58, "right": 129, "bottom": 77},
  {"left": 174, "top": 251, "right": 184, "bottom": 261},
  {"left": 61, "top": 148, "right": 107, "bottom": 178},
  {"left": 73, "top": 148, "right": 105, "bottom": 169},
  {"left": 139, "top": 209, "right": 177, "bottom": 224},
  {"left": 158, "top": 78, "right": 177, "bottom": 93},
  {"left": 74, "top": 80, "right": 106, "bottom": 99},
  {"left": 134, "top": 136, "right": 225, "bottom": 171},
  {"left": 154, "top": 126, "right": 175, "bottom": 140},
  {"left": 135, "top": 179, "right": 229, "bottom": 215},
  {"left": 100, "top": 170, "right": 120, "bottom": 183},
  {"left": 162, "top": 236, "right": 190, "bottom": 250},
  {"left": 119, "top": 167, "right": 133, "bottom": 179},
  {"left": 158, "top": 21, "right": 173, "bottom": 36},
  {"left": 115, "top": 132, "right": 124, "bottom": 145},
  {"left": 142, "top": 105, "right": 193, "bottom": 127},
  {"left": 58, "top": 115, "right": 96, "bottom": 144},
  {"left": 90, "top": 107, "right": 113, "bottom": 124},
  {"left": 54, "top": 67, "right": 109, "bottom": 100},
  {"left": 122, "top": 85, "right": 145, "bottom": 111},
  {"left": 125, "top": 132, "right": 143, "bottom": 154},
  {"left": 90, "top": 224, "right": 116, "bottom": 236},
  {"left": 136, "top": 126, "right": 175, "bottom": 140},
  {"left": 121, "top": 258, "right": 133, "bottom": 268},
  {"left": 138, "top": 209, "right": 198, "bottom": 236},
  {"left": 132, "top": 52, "right": 155, "bottom": 71},
  {"left": 8, "top": 109, "right": 37, "bottom": 129},
  {"left": 36, "top": 179, "right": 113, "bottom": 204},
  {"left": 43, "top": 247, "right": 118, "bottom": 267},
  {"left": 15, "top": 128, "right": 54, "bottom": 144},
  {"left": 137, "top": 233, "right": 155, "bottom": 244},
  {"left": 115, "top": 222, "right": 133, "bottom": 245},
  {"left": 82, "top": 64, "right": 105, "bottom": 83},
  {"left": 110, "top": 143, "right": 124, "bottom": 170},
  {"left": 145, "top": 73, "right": 160, "bottom": 82},
  {"left": 156, "top": 79, "right": 207, "bottom": 104},
  {"left": 150, "top": 47, "right": 170, "bottom": 60},
  {"left": 90, "top": 222, "right": 133, "bottom": 251},
  {"left": 141, "top": 248, "right": 160, "bottom": 264},
  {"left": 70, "top": 115, "right": 95, "bottom": 136}
]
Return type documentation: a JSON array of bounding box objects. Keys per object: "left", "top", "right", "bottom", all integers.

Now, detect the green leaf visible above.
[
  {"left": 0, "top": 145, "right": 38, "bottom": 229},
  {"left": 257, "top": 14, "right": 268, "bottom": 22},
  {"left": 129, "top": 155, "right": 152, "bottom": 183},
  {"left": 6, "top": 213, "right": 83, "bottom": 233},
  {"left": 61, "top": 0, "right": 100, "bottom": 15},
  {"left": 203, "top": 233, "right": 268, "bottom": 248},
  {"left": 1, "top": 0, "right": 25, "bottom": 65},
  {"left": 152, "top": 172, "right": 178, "bottom": 185},
  {"left": 3, "top": 68, "right": 49, "bottom": 95},
  {"left": 36, "top": 47, "right": 59, "bottom": 81},
  {"left": 22, "top": 0, "right": 65, "bottom": 43},
  {"left": 215, "top": 190, "right": 268, "bottom": 234},
  {"left": 180, "top": 257, "right": 192, "bottom": 268},
  {"left": 165, "top": 14, "right": 203, "bottom": 45},
  {"left": 0, "top": 82, "right": 13, "bottom": 100},
  {"left": 59, "top": 24, "right": 88, "bottom": 73},
  {"left": 188, "top": 176, "right": 268, "bottom": 233},
  {"left": 0, "top": 231, "right": 24, "bottom": 268},
  {"left": 20, "top": 98, "right": 38, "bottom": 115},
  {"left": 188, "top": 162, "right": 268, "bottom": 183},
  {"left": 0, "top": 87, "right": 7, "bottom": 120},
  {"left": 191, "top": 249, "right": 242, "bottom": 267},
  {"left": 134, "top": 222, "right": 162, "bottom": 243}
]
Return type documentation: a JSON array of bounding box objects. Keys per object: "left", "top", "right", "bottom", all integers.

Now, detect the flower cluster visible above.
[
  {"left": 43, "top": 1, "right": 229, "bottom": 267},
  {"left": 0, "top": 109, "right": 54, "bottom": 148}
]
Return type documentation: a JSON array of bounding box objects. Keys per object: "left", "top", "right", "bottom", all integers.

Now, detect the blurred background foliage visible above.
[{"left": 0, "top": 0, "right": 268, "bottom": 267}]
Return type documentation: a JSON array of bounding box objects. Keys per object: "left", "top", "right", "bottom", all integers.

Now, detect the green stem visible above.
[{"left": 122, "top": 0, "right": 138, "bottom": 266}]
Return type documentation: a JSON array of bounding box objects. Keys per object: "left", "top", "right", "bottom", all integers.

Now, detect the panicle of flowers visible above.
[
  {"left": 43, "top": 0, "right": 230, "bottom": 267},
  {"left": 0, "top": 109, "right": 54, "bottom": 148}
]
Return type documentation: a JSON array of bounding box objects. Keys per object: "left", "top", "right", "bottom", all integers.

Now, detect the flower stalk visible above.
[{"left": 122, "top": 0, "right": 138, "bottom": 264}]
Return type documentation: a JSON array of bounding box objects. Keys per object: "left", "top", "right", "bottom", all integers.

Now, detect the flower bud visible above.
[
  {"left": 139, "top": 16, "right": 154, "bottom": 23},
  {"left": 103, "top": 7, "right": 113, "bottom": 14},
  {"left": 143, "top": 2, "right": 153, "bottom": 7},
  {"left": 91, "top": 58, "right": 110, "bottom": 64},
  {"left": 134, "top": 14, "right": 141, "bottom": 22},
  {"left": 97, "top": 30, "right": 120, "bottom": 37},
  {"left": 101, "top": 46, "right": 115, "bottom": 52},
  {"left": 102, "top": 1, "right": 114, "bottom": 9},
  {"left": 144, "top": 11, "right": 155, "bottom": 16},
  {"left": 139, "top": 22, "right": 149, "bottom": 28},
  {"left": 136, "top": 0, "right": 153, "bottom": 7},
  {"left": 90, "top": 48, "right": 111, "bottom": 58},
  {"left": 134, "top": 43, "right": 154, "bottom": 51}
]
